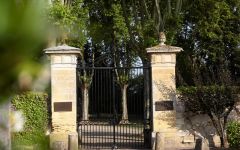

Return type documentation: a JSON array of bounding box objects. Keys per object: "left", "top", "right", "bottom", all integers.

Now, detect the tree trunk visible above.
[
  {"left": 82, "top": 85, "right": 89, "bottom": 121},
  {"left": 209, "top": 114, "right": 228, "bottom": 148},
  {"left": 218, "top": 118, "right": 226, "bottom": 148},
  {"left": 120, "top": 84, "right": 129, "bottom": 123},
  {"left": 47, "top": 32, "right": 56, "bottom": 47},
  {"left": 60, "top": 31, "right": 68, "bottom": 45},
  {"left": 220, "top": 137, "right": 225, "bottom": 148}
]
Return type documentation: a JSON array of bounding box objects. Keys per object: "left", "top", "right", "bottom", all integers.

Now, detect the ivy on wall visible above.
[
  {"left": 227, "top": 121, "right": 240, "bottom": 149},
  {"left": 11, "top": 92, "right": 49, "bottom": 149}
]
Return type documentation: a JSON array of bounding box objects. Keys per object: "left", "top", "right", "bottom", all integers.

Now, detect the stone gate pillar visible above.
[
  {"left": 45, "top": 45, "right": 80, "bottom": 149},
  {"left": 146, "top": 33, "right": 182, "bottom": 149}
]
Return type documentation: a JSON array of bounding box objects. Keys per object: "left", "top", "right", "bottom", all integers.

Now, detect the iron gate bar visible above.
[{"left": 112, "top": 68, "right": 116, "bottom": 149}]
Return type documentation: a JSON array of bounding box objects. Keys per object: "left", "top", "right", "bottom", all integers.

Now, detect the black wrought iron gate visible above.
[{"left": 77, "top": 66, "right": 151, "bottom": 149}]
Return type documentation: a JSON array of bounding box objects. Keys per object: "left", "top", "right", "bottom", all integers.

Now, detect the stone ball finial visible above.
[{"left": 159, "top": 32, "right": 166, "bottom": 45}]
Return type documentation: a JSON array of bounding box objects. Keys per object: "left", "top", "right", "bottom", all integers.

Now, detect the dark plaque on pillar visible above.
[
  {"left": 54, "top": 102, "right": 72, "bottom": 112},
  {"left": 155, "top": 101, "right": 173, "bottom": 111}
]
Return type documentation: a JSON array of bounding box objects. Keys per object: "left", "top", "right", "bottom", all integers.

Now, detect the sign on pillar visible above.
[
  {"left": 146, "top": 32, "right": 182, "bottom": 149},
  {"left": 45, "top": 44, "right": 81, "bottom": 149}
]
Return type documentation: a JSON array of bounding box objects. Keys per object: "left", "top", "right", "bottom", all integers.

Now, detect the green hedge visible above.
[
  {"left": 227, "top": 121, "right": 240, "bottom": 149},
  {"left": 177, "top": 86, "right": 237, "bottom": 112},
  {"left": 11, "top": 92, "right": 49, "bottom": 150}
]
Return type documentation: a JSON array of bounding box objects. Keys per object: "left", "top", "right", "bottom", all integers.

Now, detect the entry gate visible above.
[{"left": 77, "top": 66, "right": 151, "bottom": 149}]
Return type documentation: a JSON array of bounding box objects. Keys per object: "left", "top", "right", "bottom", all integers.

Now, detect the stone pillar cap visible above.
[
  {"left": 146, "top": 32, "right": 183, "bottom": 53},
  {"left": 44, "top": 44, "right": 81, "bottom": 55},
  {"left": 146, "top": 44, "right": 183, "bottom": 53}
]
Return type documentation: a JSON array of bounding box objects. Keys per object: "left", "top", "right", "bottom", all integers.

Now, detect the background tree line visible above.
[
  {"left": 1, "top": 0, "right": 239, "bottom": 100},
  {"left": 48, "top": 0, "right": 240, "bottom": 87},
  {"left": 48, "top": 1, "right": 240, "bottom": 145},
  {"left": 0, "top": 0, "right": 239, "bottom": 148}
]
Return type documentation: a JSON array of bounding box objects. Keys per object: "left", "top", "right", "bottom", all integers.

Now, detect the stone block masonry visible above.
[
  {"left": 45, "top": 45, "right": 81, "bottom": 149},
  {"left": 146, "top": 32, "right": 182, "bottom": 149}
]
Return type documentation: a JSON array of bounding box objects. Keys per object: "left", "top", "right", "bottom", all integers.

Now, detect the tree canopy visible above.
[
  {"left": 0, "top": 0, "right": 48, "bottom": 100},
  {"left": 84, "top": 0, "right": 186, "bottom": 64},
  {"left": 0, "top": 0, "right": 239, "bottom": 100},
  {"left": 176, "top": 0, "right": 240, "bottom": 86}
]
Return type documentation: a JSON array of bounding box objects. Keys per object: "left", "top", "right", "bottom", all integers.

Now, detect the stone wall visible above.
[
  {"left": 0, "top": 102, "right": 10, "bottom": 150},
  {"left": 175, "top": 99, "right": 240, "bottom": 149},
  {"left": 51, "top": 66, "right": 77, "bottom": 133},
  {"left": 229, "top": 101, "right": 240, "bottom": 122}
]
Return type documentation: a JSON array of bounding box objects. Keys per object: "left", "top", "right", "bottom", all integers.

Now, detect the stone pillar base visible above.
[
  {"left": 152, "top": 130, "right": 177, "bottom": 150},
  {"left": 50, "top": 132, "right": 78, "bottom": 150}
]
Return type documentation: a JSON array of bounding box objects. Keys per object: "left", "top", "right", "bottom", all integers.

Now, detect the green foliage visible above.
[
  {"left": 227, "top": 121, "right": 240, "bottom": 149},
  {"left": 0, "top": 140, "right": 5, "bottom": 150},
  {"left": 0, "top": 1, "right": 47, "bottom": 100},
  {"left": 177, "top": 86, "right": 237, "bottom": 113},
  {"left": 66, "top": 0, "right": 89, "bottom": 47},
  {"left": 111, "top": 4, "right": 129, "bottom": 41},
  {"left": 177, "top": 86, "right": 199, "bottom": 112},
  {"left": 47, "top": 0, "right": 88, "bottom": 47},
  {"left": 85, "top": 0, "right": 185, "bottom": 63},
  {"left": 176, "top": 0, "right": 240, "bottom": 86},
  {"left": 48, "top": 0, "right": 76, "bottom": 30},
  {"left": 117, "top": 75, "right": 129, "bottom": 86},
  {"left": 178, "top": 86, "right": 239, "bottom": 147},
  {"left": 80, "top": 75, "right": 92, "bottom": 84},
  {"left": 11, "top": 92, "right": 49, "bottom": 149}
]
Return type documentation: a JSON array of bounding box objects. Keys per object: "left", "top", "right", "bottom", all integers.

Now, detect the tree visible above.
[
  {"left": 117, "top": 0, "right": 186, "bottom": 123},
  {"left": 110, "top": 2, "right": 132, "bottom": 123},
  {"left": 84, "top": 0, "right": 186, "bottom": 123},
  {"left": 176, "top": 0, "right": 240, "bottom": 86},
  {"left": 48, "top": 0, "right": 90, "bottom": 121},
  {"left": 176, "top": 2, "right": 240, "bottom": 147},
  {"left": 178, "top": 86, "right": 239, "bottom": 148},
  {"left": 178, "top": 36, "right": 239, "bottom": 149},
  {"left": 47, "top": 0, "right": 88, "bottom": 47},
  {"left": 78, "top": 42, "right": 94, "bottom": 121},
  {"left": 84, "top": 0, "right": 134, "bottom": 123}
]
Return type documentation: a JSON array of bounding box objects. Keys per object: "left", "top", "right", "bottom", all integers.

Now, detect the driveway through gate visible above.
[{"left": 77, "top": 66, "right": 152, "bottom": 149}]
